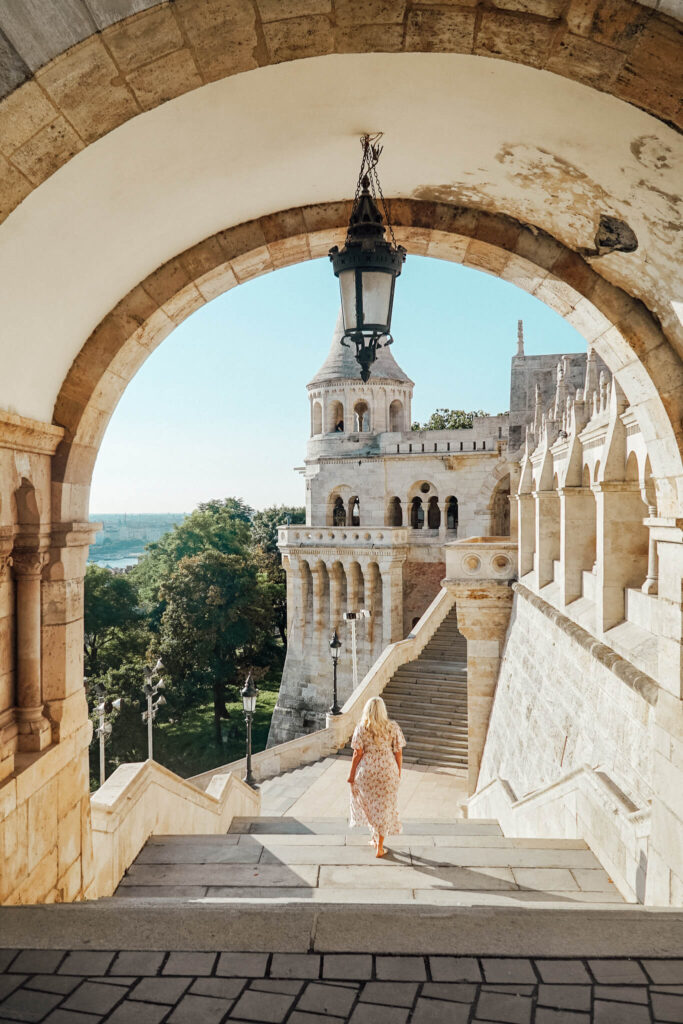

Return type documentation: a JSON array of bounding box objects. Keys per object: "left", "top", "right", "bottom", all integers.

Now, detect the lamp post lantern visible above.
[
  {"left": 142, "top": 659, "right": 166, "bottom": 761},
  {"left": 89, "top": 678, "right": 122, "bottom": 787},
  {"left": 329, "top": 134, "right": 406, "bottom": 382},
  {"left": 241, "top": 672, "right": 259, "bottom": 789},
  {"left": 329, "top": 630, "right": 342, "bottom": 715}
]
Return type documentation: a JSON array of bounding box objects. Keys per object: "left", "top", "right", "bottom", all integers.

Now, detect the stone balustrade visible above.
[
  {"left": 444, "top": 536, "right": 518, "bottom": 585},
  {"left": 89, "top": 759, "right": 260, "bottom": 898},
  {"left": 278, "top": 526, "right": 409, "bottom": 549}
]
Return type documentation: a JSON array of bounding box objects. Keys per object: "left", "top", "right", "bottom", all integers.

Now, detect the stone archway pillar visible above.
[
  {"left": 595, "top": 483, "right": 648, "bottom": 632},
  {"left": 516, "top": 494, "right": 535, "bottom": 577},
  {"left": 559, "top": 487, "right": 596, "bottom": 605},
  {"left": 13, "top": 549, "right": 51, "bottom": 752},
  {"left": 534, "top": 491, "right": 560, "bottom": 589},
  {"left": 381, "top": 560, "right": 404, "bottom": 646},
  {"left": 0, "top": 532, "right": 16, "bottom": 782}
]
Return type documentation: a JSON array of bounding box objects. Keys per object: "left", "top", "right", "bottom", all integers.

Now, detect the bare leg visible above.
[{"left": 376, "top": 834, "right": 386, "bottom": 858}]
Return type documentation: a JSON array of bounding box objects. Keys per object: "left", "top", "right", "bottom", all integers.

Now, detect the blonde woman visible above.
[{"left": 347, "top": 696, "right": 406, "bottom": 858}]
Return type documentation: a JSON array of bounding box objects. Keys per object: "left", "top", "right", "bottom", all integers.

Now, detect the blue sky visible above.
[{"left": 90, "top": 256, "right": 586, "bottom": 514}]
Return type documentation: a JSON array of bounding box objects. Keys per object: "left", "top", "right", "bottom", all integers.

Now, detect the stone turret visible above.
[{"left": 307, "top": 309, "right": 414, "bottom": 438}]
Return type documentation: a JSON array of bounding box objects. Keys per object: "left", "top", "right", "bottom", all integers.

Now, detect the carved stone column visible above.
[
  {"left": 13, "top": 549, "right": 51, "bottom": 752},
  {"left": 330, "top": 563, "right": 344, "bottom": 633},
  {"left": 559, "top": 487, "right": 596, "bottom": 605},
  {"left": 516, "top": 493, "right": 535, "bottom": 577},
  {"left": 445, "top": 538, "right": 517, "bottom": 795},
  {"left": 642, "top": 507, "right": 659, "bottom": 595},
  {"left": 381, "top": 560, "right": 404, "bottom": 645},
  {"left": 595, "top": 483, "right": 649, "bottom": 632},
  {"left": 0, "top": 534, "right": 16, "bottom": 781},
  {"left": 534, "top": 490, "right": 560, "bottom": 589}
]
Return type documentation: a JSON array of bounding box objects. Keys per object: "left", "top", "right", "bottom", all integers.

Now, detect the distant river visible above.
[{"left": 90, "top": 555, "right": 143, "bottom": 569}]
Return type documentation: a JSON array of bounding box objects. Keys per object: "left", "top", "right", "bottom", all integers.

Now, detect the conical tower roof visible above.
[{"left": 308, "top": 309, "right": 413, "bottom": 387}]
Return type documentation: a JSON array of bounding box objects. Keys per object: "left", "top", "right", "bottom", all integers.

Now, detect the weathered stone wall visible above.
[
  {"left": 479, "top": 586, "right": 654, "bottom": 808},
  {"left": 402, "top": 560, "right": 445, "bottom": 636}
]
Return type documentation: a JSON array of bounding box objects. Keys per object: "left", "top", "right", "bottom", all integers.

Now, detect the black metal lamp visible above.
[
  {"left": 329, "top": 135, "right": 406, "bottom": 382},
  {"left": 241, "top": 671, "right": 259, "bottom": 789},
  {"left": 329, "top": 630, "right": 342, "bottom": 715}
]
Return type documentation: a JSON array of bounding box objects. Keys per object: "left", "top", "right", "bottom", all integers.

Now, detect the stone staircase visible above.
[
  {"left": 113, "top": 813, "right": 624, "bottom": 906},
  {"left": 381, "top": 605, "right": 468, "bottom": 769}
]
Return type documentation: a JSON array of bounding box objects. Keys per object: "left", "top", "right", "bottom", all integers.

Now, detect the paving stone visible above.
[
  {"left": 168, "top": 992, "right": 233, "bottom": 1023},
  {"left": 97, "top": 977, "right": 137, "bottom": 985},
  {"left": 593, "top": 1000, "right": 651, "bottom": 1022},
  {"left": 375, "top": 956, "right": 426, "bottom": 981},
  {"left": 229, "top": 988, "right": 297, "bottom": 1022},
  {"left": 252, "top": 979, "right": 304, "bottom": 995},
  {"left": 482, "top": 985, "right": 536, "bottom": 995},
  {"left": 348, "top": 1004, "right": 409, "bottom": 1023},
  {"left": 323, "top": 955, "right": 373, "bottom": 980},
  {"left": 163, "top": 952, "right": 216, "bottom": 976},
  {"left": 58, "top": 950, "right": 116, "bottom": 975},
  {"left": 8, "top": 950, "right": 65, "bottom": 974},
  {"left": 475, "top": 989, "right": 533, "bottom": 1023},
  {"left": 0, "top": 988, "right": 63, "bottom": 1022},
  {"left": 589, "top": 959, "right": 649, "bottom": 984},
  {"left": 643, "top": 960, "right": 683, "bottom": 984},
  {"left": 429, "top": 956, "right": 482, "bottom": 982},
  {"left": 594, "top": 985, "right": 649, "bottom": 1003},
  {"left": 538, "top": 984, "right": 591, "bottom": 1010},
  {"left": 106, "top": 1001, "right": 170, "bottom": 1024},
  {"left": 288, "top": 1013, "right": 347, "bottom": 1024},
  {"left": 271, "top": 953, "right": 321, "bottom": 978},
  {"left": 0, "top": 975, "right": 26, "bottom": 1000},
  {"left": 0, "top": 952, "right": 18, "bottom": 973},
  {"left": 110, "top": 951, "right": 166, "bottom": 976},
  {"left": 651, "top": 990, "right": 683, "bottom": 1021},
  {"left": 24, "top": 975, "right": 82, "bottom": 995},
  {"left": 190, "top": 977, "right": 246, "bottom": 998},
  {"left": 217, "top": 952, "right": 268, "bottom": 977},
  {"left": 535, "top": 961, "right": 592, "bottom": 984},
  {"left": 61, "top": 979, "right": 125, "bottom": 1014},
  {"left": 297, "top": 981, "right": 357, "bottom": 1016},
  {"left": 42, "top": 1013, "right": 101, "bottom": 1024},
  {"left": 421, "top": 982, "right": 478, "bottom": 1002},
  {"left": 131, "top": 976, "right": 192, "bottom": 1003},
  {"left": 535, "top": 1010, "right": 590, "bottom": 1023},
  {"left": 412, "top": 998, "right": 470, "bottom": 1023},
  {"left": 360, "top": 982, "right": 418, "bottom": 1006},
  {"left": 482, "top": 958, "right": 537, "bottom": 984}
]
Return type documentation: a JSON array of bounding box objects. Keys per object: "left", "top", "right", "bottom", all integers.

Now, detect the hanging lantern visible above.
[{"left": 329, "top": 135, "right": 406, "bottom": 382}]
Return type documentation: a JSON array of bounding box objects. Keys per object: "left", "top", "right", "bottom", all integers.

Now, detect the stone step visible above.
[
  {"left": 229, "top": 817, "right": 502, "bottom": 835},
  {"left": 384, "top": 712, "right": 468, "bottom": 728}
]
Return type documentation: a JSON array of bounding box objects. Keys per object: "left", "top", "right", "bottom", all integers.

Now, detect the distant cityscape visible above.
[{"left": 89, "top": 513, "right": 187, "bottom": 568}]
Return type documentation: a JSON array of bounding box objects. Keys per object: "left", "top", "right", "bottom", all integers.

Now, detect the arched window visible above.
[
  {"left": 328, "top": 400, "right": 344, "bottom": 433},
  {"left": 353, "top": 401, "right": 370, "bottom": 432},
  {"left": 332, "top": 496, "right": 346, "bottom": 526},
  {"left": 350, "top": 496, "right": 360, "bottom": 526},
  {"left": 311, "top": 401, "right": 322, "bottom": 436},
  {"left": 446, "top": 496, "right": 458, "bottom": 532},
  {"left": 410, "top": 497, "right": 424, "bottom": 530},
  {"left": 427, "top": 495, "right": 440, "bottom": 529},
  {"left": 389, "top": 399, "right": 403, "bottom": 432},
  {"left": 387, "top": 497, "right": 403, "bottom": 527}
]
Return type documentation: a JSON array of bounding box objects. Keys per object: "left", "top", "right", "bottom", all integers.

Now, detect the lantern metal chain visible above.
[{"left": 348, "top": 133, "right": 398, "bottom": 251}]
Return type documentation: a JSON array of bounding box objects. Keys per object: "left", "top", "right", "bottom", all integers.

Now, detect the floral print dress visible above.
[{"left": 349, "top": 720, "right": 406, "bottom": 840}]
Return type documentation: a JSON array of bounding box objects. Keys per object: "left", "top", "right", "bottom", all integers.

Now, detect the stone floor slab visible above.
[
  {"left": 135, "top": 843, "right": 262, "bottom": 864},
  {"left": 323, "top": 955, "right": 373, "bottom": 980},
  {"left": 58, "top": 950, "right": 116, "bottom": 975},
  {"left": 61, "top": 979, "right": 125, "bottom": 1014},
  {"left": 589, "top": 959, "right": 649, "bottom": 984},
  {"left": 163, "top": 952, "right": 216, "bottom": 975},
  {"left": 476, "top": 988, "right": 534, "bottom": 1023},
  {"left": 482, "top": 958, "right": 537, "bottom": 983},
  {"left": 0, "top": 987, "right": 63, "bottom": 1021},
  {"left": 230, "top": 988, "right": 297, "bottom": 1021},
  {"left": 106, "top": 1001, "right": 170, "bottom": 1024},
  {"left": 318, "top": 863, "right": 516, "bottom": 890},
  {"left": 642, "top": 958, "right": 683, "bottom": 983},
  {"left": 535, "top": 960, "right": 592, "bottom": 984},
  {"left": 376, "top": 956, "right": 426, "bottom": 981},
  {"left": 511, "top": 868, "right": 580, "bottom": 891},
  {"left": 217, "top": 952, "right": 269, "bottom": 977},
  {"left": 121, "top": 863, "right": 319, "bottom": 888},
  {"left": 296, "top": 981, "right": 357, "bottom": 1016},
  {"left": 131, "top": 976, "right": 192, "bottom": 1003},
  {"left": 110, "top": 950, "right": 165, "bottom": 975},
  {"left": 359, "top": 982, "right": 418, "bottom": 1006},
  {"left": 167, "top": 992, "right": 234, "bottom": 1022},
  {"left": 538, "top": 984, "right": 591, "bottom": 1010},
  {"left": 412, "top": 997, "right": 470, "bottom": 1023},
  {"left": 270, "top": 954, "right": 320, "bottom": 978},
  {"left": 429, "top": 957, "right": 482, "bottom": 982}
]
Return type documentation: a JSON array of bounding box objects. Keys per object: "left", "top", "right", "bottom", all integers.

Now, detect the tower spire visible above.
[{"left": 517, "top": 319, "right": 524, "bottom": 356}]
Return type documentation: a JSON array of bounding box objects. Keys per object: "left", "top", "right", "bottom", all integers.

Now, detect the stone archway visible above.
[
  {"left": 52, "top": 200, "right": 683, "bottom": 527},
  {"left": 0, "top": 0, "right": 680, "bottom": 232}
]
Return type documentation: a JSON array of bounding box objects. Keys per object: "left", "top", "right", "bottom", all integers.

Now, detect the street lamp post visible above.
[
  {"left": 90, "top": 679, "right": 121, "bottom": 787},
  {"left": 329, "top": 630, "right": 342, "bottom": 715},
  {"left": 343, "top": 610, "right": 371, "bottom": 691},
  {"left": 241, "top": 672, "right": 259, "bottom": 789},
  {"left": 142, "top": 659, "right": 166, "bottom": 761},
  {"left": 329, "top": 134, "right": 406, "bottom": 382}
]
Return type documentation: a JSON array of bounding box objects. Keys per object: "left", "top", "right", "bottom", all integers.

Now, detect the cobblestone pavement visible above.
[{"left": 0, "top": 951, "right": 681, "bottom": 1022}]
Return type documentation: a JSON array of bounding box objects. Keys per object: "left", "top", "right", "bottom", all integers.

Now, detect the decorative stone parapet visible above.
[
  {"left": 278, "top": 526, "right": 409, "bottom": 551},
  {"left": 444, "top": 536, "right": 518, "bottom": 585},
  {"left": 0, "top": 410, "right": 64, "bottom": 456}
]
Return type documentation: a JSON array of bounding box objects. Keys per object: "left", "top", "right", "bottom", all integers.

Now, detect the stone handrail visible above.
[
  {"left": 469, "top": 766, "right": 651, "bottom": 905},
  {"left": 190, "top": 585, "right": 456, "bottom": 790},
  {"left": 278, "top": 525, "right": 409, "bottom": 548},
  {"left": 88, "top": 759, "right": 260, "bottom": 898}
]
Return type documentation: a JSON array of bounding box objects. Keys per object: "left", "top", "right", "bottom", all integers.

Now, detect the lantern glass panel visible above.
[
  {"left": 361, "top": 271, "right": 393, "bottom": 329},
  {"left": 242, "top": 695, "right": 257, "bottom": 713},
  {"left": 339, "top": 269, "right": 357, "bottom": 331}
]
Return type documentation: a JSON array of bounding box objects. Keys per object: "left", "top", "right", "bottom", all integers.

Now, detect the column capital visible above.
[
  {"left": 12, "top": 549, "right": 49, "bottom": 578},
  {"left": 50, "top": 520, "right": 102, "bottom": 550}
]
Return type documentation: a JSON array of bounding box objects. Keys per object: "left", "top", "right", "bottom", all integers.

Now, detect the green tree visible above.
[
  {"left": 155, "top": 549, "right": 274, "bottom": 745},
  {"left": 411, "top": 408, "right": 488, "bottom": 431},
  {"left": 83, "top": 564, "right": 143, "bottom": 678},
  {"left": 251, "top": 505, "right": 305, "bottom": 647}
]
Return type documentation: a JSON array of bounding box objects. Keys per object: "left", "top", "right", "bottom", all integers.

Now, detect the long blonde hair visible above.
[{"left": 360, "top": 696, "right": 392, "bottom": 741}]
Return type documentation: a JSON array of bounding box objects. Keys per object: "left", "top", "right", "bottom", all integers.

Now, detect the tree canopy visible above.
[{"left": 411, "top": 408, "right": 489, "bottom": 431}]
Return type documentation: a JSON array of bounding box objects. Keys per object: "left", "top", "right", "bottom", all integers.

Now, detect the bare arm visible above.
[
  {"left": 394, "top": 748, "right": 402, "bottom": 776},
  {"left": 347, "top": 748, "right": 363, "bottom": 784}
]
